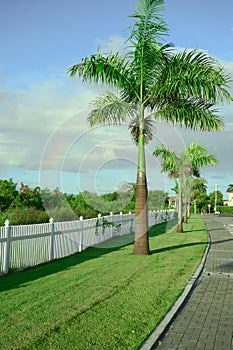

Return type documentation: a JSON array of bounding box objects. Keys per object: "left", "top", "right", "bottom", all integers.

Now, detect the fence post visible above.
[
  {"left": 120, "top": 212, "right": 123, "bottom": 235},
  {"left": 79, "top": 216, "right": 83, "bottom": 252},
  {"left": 4, "top": 219, "right": 11, "bottom": 274},
  {"left": 49, "top": 218, "right": 55, "bottom": 261},
  {"left": 128, "top": 212, "right": 132, "bottom": 234},
  {"left": 110, "top": 212, "right": 113, "bottom": 237}
]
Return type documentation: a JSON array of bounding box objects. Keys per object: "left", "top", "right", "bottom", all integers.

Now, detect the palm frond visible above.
[
  {"left": 129, "top": 0, "right": 168, "bottom": 44},
  {"left": 185, "top": 142, "right": 218, "bottom": 168},
  {"left": 88, "top": 91, "right": 133, "bottom": 127},
  {"left": 126, "top": 0, "right": 169, "bottom": 102},
  {"left": 129, "top": 115, "right": 155, "bottom": 144},
  {"left": 156, "top": 97, "right": 224, "bottom": 131},
  {"left": 153, "top": 144, "right": 179, "bottom": 175},
  {"left": 123, "top": 43, "right": 173, "bottom": 104},
  {"left": 154, "top": 49, "right": 232, "bottom": 105},
  {"left": 67, "top": 52, "right": 130, "bottom": 90}
]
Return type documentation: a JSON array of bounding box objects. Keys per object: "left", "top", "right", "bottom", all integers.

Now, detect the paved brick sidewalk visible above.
[{"left": 151, "top": 215, "right": 233, "bottom": 350}]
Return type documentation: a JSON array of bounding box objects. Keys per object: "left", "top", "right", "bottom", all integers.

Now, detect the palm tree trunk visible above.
[
  {"left": 177, "top": 188, "right": 183, "bottom": 233},
  {"left": 134, "top": 170, "right": 150, "bottom": 255},
  {"left": 134, "top": 122, "right": 150, "bottom": 255}
]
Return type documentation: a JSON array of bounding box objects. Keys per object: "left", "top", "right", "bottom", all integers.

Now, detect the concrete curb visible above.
[{"left": 139, "top": 223, "right": 211, "bottom": 350}]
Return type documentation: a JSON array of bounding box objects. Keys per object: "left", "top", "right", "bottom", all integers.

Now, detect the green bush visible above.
[
  {"left": 1, "top": 207, "right": 49, "bottom": 225},
  {"left": 0, "top": 206, "right": 83, "bottom": 226},
  {"left": 217, "top": 206, "right": 233, "bottom": 215}
]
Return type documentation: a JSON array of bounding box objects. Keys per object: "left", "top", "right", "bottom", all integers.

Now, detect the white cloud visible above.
[
  {"left": 0, "top": 73, "right": 103, "bottom": 171},
  {"left": 97, "top": 36, "right": 127, "bottom": 55}
]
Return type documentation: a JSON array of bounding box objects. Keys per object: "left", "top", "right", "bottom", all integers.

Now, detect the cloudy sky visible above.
[{"left": 1, "top": 0, "right": 233, "bottom": 197}]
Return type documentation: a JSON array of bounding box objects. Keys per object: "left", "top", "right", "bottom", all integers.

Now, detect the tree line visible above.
[{"left": 0, "top": 179, "right": 169, "bottom": 226}]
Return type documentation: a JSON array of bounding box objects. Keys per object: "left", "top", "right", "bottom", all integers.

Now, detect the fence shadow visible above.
[
  {"left": 0, "top": 219, "right": 177, "bottom": 293},
  {"left": 0, "top": 245, "right": 124, "bottom": 293}
]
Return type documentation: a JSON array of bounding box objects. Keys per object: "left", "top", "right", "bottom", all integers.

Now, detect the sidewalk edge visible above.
[{"left": 139, "top": 221, "right": 211, "bottom": 350}]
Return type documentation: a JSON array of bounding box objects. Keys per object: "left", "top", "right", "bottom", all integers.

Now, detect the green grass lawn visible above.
[{"left": 0, "top": 216, "right": 207, "bottom": 350}]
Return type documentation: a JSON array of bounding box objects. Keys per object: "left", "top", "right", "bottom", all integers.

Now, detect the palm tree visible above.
[
  {"left": 67, "top": 0, "right": 232, "bottom": 254},
  {"left": 153, "top": 142, "right": 217, "bottom": 232}
]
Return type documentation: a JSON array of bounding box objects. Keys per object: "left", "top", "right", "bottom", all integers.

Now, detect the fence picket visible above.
[
  {"left": 49, "top": 218, "right": 55, "bottom": 261},
  {"left": 4, "top": 220, "right": 11, "bottom": 274},
  {"left": 79, "top": 216, "right": 83, "bottom": 252}
]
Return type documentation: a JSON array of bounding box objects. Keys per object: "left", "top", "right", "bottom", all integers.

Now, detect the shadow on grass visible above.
[
  {"left": 149, "top": 219, "right": 178, "bottom": 238},
  {"left": 183, "top": 228, "right": 207, "bottom": 233},
  {"left": 150, "top": 241, "right": 206, "bottom": 255},
  {"left": 0, "top": 220, "right": 177, "bottom": 293}
]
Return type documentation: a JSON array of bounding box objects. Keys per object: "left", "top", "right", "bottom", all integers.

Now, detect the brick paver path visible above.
[{"left": 154, "top": 215, "right": 233, "bottom": 350}]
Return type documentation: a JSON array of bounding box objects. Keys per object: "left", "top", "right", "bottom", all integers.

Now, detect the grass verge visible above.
[{"left": 0, "top": 216, "right": 207, "bottom": 350}]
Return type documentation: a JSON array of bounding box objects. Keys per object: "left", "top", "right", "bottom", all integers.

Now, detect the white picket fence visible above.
[{"left": 0, "top": 210, "right": 176, "bottom": 275}]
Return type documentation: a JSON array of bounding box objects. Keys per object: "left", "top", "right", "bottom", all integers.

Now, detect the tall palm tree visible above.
[
  {"left": 67, "top": 0, "right": 232, "bottom": 254},
  {"left": 153, "top": 142, "right": 217, "bottom": 232}
]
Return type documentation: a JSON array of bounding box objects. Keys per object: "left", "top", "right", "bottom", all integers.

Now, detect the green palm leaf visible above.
[
  {"left": 153, "top": 144, "right": 179, "bottom": 175},
  {"left": 155, "top": 98, "right": 224, "bottom": 131},
  {"left": 185, "top": 142, "right": 217, "bottom": 170},
  {"left": 88, "top": 91, "right": 133, "bottom": 126},
  {"left": 154, "top": 49, "right": 232, "bottom": 104},
  {"left": 67, "top": 52, "right": 130, "bottom": 91}
]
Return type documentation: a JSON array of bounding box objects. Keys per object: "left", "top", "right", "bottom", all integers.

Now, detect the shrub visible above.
[
  {"left": 218, "top": 206, "right": 233, "bottom": 215},
  {"left": 2, "top": 207, "right": 49, "bottom": 225}
]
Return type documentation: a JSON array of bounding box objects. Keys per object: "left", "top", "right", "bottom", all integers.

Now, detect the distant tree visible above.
[
  {"left": 41, "top": 187, "right": 67, "bottom": 209},
  {"left": 15, "top": 183, "right": 43, "bottom": 210},
  {"left": 226, "top": 184, "right": 233, "bottom": 192},
  {"left": 196, "top": 193, "right": 208, "bottom": 214},
  {"left": 184, "top": 177, "right": 207, "bottom": 219},
  {"left": 148, "top": 190, "right": 168, "bottom": 210},
  {"left": 191, "top": 178, "right": 208, "bottom": 201},
  {"left": 208, "top": 190, "right": 223, "bottom": 211},
  {"left": 190, "top": 178, "right": 208, "bottom": 214},
  {"left": 66, "top": 191, "right": 99, "bottom": 218},
  {"left": 0, "top": 178, "right": 18, "bottom": 211},
  {"left": 101, "top": 192, "right": 118, "bottom": 202}
]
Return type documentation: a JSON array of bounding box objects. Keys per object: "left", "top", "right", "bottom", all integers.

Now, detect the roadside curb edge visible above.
[{"left": 139, "top": 219, "right": 211, "bottom": 350}]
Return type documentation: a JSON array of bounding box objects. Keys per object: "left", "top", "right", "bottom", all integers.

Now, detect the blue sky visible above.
[{"left": 1, "top": 0, "right": 233, "bottom": 197}]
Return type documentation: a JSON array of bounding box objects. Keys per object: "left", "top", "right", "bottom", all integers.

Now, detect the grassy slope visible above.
[{"left": 0, "top": 217, "right": 207, "bottom": 350}]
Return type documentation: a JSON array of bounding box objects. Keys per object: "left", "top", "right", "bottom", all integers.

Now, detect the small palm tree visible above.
[
  {"left": 153, "top": 142, "right": 217, "bottom": 232},
  {"left": 67, "top": 0, "right": 232, "bottom": 254}
]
